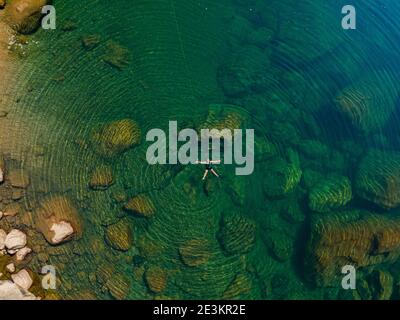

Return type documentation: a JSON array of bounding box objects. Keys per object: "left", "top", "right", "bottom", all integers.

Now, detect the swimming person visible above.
[{"left": 196, "top": 159, "right": 221, "bottom": 180}]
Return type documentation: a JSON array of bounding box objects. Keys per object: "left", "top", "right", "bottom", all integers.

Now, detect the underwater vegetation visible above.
[{"left": 2, "top": 0, "right": 400, "bottom": 300}]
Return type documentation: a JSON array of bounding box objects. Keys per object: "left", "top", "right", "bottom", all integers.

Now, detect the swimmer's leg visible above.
[
  {"left": 210, "top": 169, "right": 219, "bottom": 177},
  {"left": 202, "top": 170, "right": 209, "bottom": 180}
]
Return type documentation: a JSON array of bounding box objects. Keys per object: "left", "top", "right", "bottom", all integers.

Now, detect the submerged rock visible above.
[
  {"left": 92, "top": 119, "right": 141, "bottom": 157},
  {"left": 103, "top": 41, "right": 130, "bottom": 69},
  {"left": 222, "top": 273, "right": 252, "bottom": 300},
  {"left": 335, "top": 72, "right": 400, "bottom": 134},
  {"left": 218, "top": 213, "right": 256, "bottom": 255},
  {"left": 218, "top": 45, "right": 271, "bottom": 97},
  {"left": 179, "top": 239, "right": 211, "bottom": 267},
  {"left": 81, "top": 34, "right": 100, "bottom": 50},
  {"left": 104, "top": 219, "right": 132, "bottom": 251},
  {"left": 263, "top": 150, "right": 302, "bottom": 198},
  {"left": 5, "top": 0, "right": 49, "bottom": 34},
  {"left": 356, "top": 150, "right": 400, "bottom": 209},
  {"left": 35, "top": 196, "right": 83, "bottom": 245},
  {"left": 263, "top": 229, "right": 293, "bottom": 262},
  {"left": 106, "top": 274, "right": 131, "bottom": 300},
  {"left": 145, "top": 266, "right": 167, "bottom": 293},
  {"left": 306, "top": 211, "right": 400, "bottom": 286},
  {"left": 367, "top": 270, "right": 393, "bottom": 300},
  {"left": 89, "top": 165, "right": 113, "bottom": 190},
  {"left": 124, "top": 194, "right": 155, "bottom": 218},
  {"left": 308, "top": 175, "right": 352, "bottom": 213}
]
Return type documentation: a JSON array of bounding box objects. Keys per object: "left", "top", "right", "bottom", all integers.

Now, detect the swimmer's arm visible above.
[{"left": 210, "top": 160, "right": 221, "bottom": 164}]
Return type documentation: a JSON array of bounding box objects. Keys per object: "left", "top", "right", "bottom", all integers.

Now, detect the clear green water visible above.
[{"left": 5, "top": 0, "right": 400, "bottom": 299}]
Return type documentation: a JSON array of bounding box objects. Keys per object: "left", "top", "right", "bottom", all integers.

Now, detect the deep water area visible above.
[{"left": 1, "top": 0, "right": 400, "bottom": 300}]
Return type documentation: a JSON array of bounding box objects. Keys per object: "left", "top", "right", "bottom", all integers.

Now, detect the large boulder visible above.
[
  {"left": 35, "top": 196, "right": 83, "bottom": 245},
  {"left": 355, "top": 150, "right": 400, "bottom": 209},
  {"left": 5, "top": 0, "right": 49, "bottom": 34}
]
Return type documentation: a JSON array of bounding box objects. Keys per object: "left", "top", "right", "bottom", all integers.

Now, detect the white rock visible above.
[
  {"left": 11, "top": 269, "right": 33, "bottom": 291},
  {"left": 6, "top": 263, "right": 15, "bottom": 273},
  {"left": 16, "top": 247, "right": 32, "bottom": 261},
  {"left": 0, "top": 229, "right": 6, "bottom": 250},
  {"left": 0, "top": 168, "right": 3, "bottom": 184},
  {"left": 5, "top": 229, "right": 27, "bottom": 251},
  {"left": 0, "top": 211, "right": 3, "bottom": 220},
  {"left": 0, "top": 280, "right": 38, "bottom": 300},
  {"left": 50, "top": 221, "right": 74, "bottom": 244}
]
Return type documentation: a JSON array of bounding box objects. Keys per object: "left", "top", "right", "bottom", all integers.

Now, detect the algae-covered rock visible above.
[
  {"left": 5, "top": 0, "right": 49, "bottom": 34},
  {"left": 199, "top": 105, "right": 244, "bottom": 140},
  {"left": 335, "top": 72, "right": 400, "bottom": 134},
  {"left": 104, "top": 219, "right": 133, "bottom": 251},
  {"left": 218, "top": 45, "right": 271, "bottom": 97},
  {"left": 367, "top": 270, "right": 393, "bottom": 300},
  {"left": 222, "top": 273, "right": 252, "bottom": 300},
  {"left": 81, "top": 34, "right": 100, "bottom": 50},
  {"left": 35, "top": 196, "right": 83, "bottom": 245},
  {"left": 296, "top": 139, "right": 330, "bottom": 160},
  {"left": 308, "top": 175, "right": 352, "bottom": 212},
  {"left": 145, "top": 266, "right": 167, "bottom": 293},
  {"left": 92, "top": 119, "right": 141, "bottom": 157},
  {"left": 356, "top": 150, "right": 400, "bottom": 209},
  {"left": 263, "top": 150, "right": 302, "bottom": 198},
  {"left": 263, "top": 229, "right": 293, "bottom": 262},
  {"left": 89, "top": 165, "right": 113, "bottom": 190},
  {"left": 179, "top": 239, "right": 211, "bottom": 267},
  {"left": 106, "top": 274, "right": 131, "bottom": 300},
  {"left": 103, "top": 41, "right": 130, "bottom": 69},
  {"left": 123, "top": 194, "right": 155, "bottom": 218},
  {"left": 306, "top": 211, "right": 400, "bottom": 286},
  {"left": 254, "top": 135, "right": 277, "bottom": 162},
  {"left": 218, "top": 213, "right": 256, "bottom": 255}
]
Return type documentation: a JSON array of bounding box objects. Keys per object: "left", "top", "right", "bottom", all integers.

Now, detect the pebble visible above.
[
  {"left": 6, "top": 263, "right": 15, "bottom": 273},
  {"left": 16, "top": 247, "right": 32, "bottom": 261},
  {"left": 5, "top": 229, "right": 27, "bottom": 251},
  {"left": 11, "top": 269, "right": 33, "bottom": 290},
  {"left": 0, "top": 229, "right": 6, "bottom": 250}
]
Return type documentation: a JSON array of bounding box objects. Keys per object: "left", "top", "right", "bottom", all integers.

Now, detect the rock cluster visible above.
[{"left": 306, "top": 211, "right": 400, "bottom": 286}]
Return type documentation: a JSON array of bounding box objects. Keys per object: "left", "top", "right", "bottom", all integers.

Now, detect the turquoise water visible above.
[{"left": 3, "top": 0, "right": 400, "bottom": 299}]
